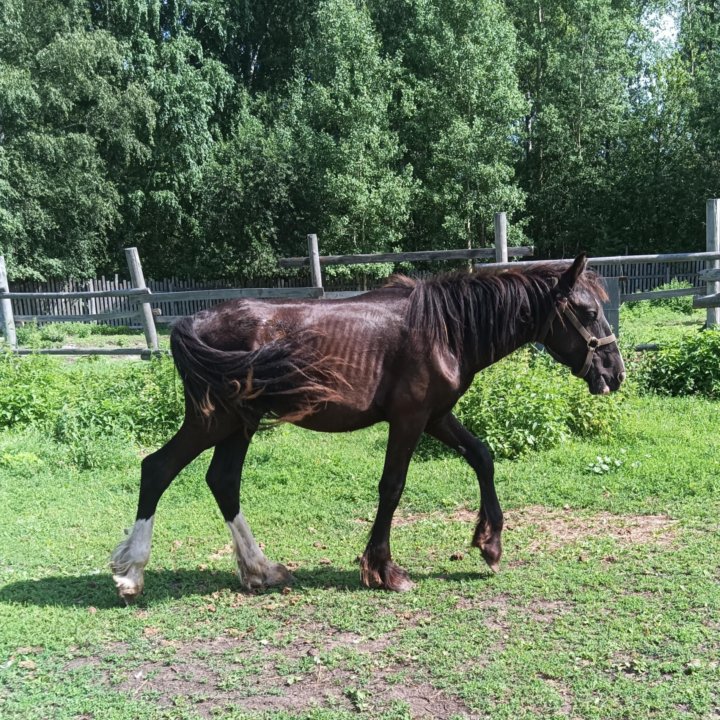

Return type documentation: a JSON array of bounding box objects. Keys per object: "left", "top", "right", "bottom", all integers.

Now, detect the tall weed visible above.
[
  {"left": 0, "top": 350, "right": 622, "bottom": 465},
  {"left": 454, "top": 349, "right": 621, "bottom": 459},
  {"left": 0, "top": 354, "right": 183, "bottom": 455},
  {"left": 637, "top": 328, "right": 720, "bottom": 399}
]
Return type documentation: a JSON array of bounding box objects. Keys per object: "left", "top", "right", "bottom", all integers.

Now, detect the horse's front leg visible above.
[
  {"left": 426, "top": 413, "right": 503, "bottom": 572},
  {"left": 360, "top": 418, "right": 426, "bottom": 592}
]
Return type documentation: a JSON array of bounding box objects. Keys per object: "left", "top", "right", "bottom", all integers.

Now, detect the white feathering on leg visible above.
[
  {"left": 226, "top": 511, "right": 293, "bottom": 590},
  {"left": 110, "top": 517, "right": 155, "bottom": 601}
]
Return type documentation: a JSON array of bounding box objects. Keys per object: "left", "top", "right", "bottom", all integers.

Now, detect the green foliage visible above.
[
  {"left": 1, "top": 0, "right": 719, "bottom": 279},
  {"left": 1, "top": 388, "right": 718, "bottom": 719},
  {"left": 0, "top": 353, "right": 67, "bottom": 427},
  {"left": 454, "top": 349, "right": 621, "bottom": 459},
  {"left": 637, "top": 328, "right": 720, "bottom": 399},
  {"left": 0, "top": 449, "right": 42, "bottom": 477},
  {"left": 0, "top": 354, "right": 183, "bottom": 457},
  {"left": 586, "top": 453, "right": 624, "bottom": 475},
  {"left": 624, "top": 279, "right": 696, "bottom": 316},
  {"left": 16, "top": 321, "right": 127, "bottom": 346}
]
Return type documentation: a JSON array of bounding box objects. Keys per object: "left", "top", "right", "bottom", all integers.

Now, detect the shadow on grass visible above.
[{"left": 0, "top": 565, "right": 494, "bottom": 609}]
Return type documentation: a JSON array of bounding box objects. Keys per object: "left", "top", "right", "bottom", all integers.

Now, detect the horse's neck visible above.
[
  {"left": 471, "top": 327, "right": 534, "bottom": 373},
  {"left": 467, "top": 287, "right": 544, "bottom": 373}
]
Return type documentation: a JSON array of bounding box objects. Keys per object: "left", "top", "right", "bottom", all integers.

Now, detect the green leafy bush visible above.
[
  {"left": 0, "top": 354, "right": 67, "bottom": 427},
  {"left": 39, "top": 323, "right": 68, "bottom": 343},
  {"left": 0, "top": 354, "right": 183, "bottom": 451},
  {"left": 15, "top": 320, "right": 136, "bottom": 347},
  {"left": 454, "top": 349, "right": 621, "bottom": 459},
  {"left": 624, "top": 279, "right": 696, "bottom": 316},
  {"left": 637, "top": 329, "right": 720, "bottom": 399},
  {"left": 0, "top": 349, "right": 622, "bottom": 466}
]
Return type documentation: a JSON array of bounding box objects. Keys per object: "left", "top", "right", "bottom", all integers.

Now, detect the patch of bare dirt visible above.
[
  {"left": 505, "top": 505, "right": 677, "bottom": 552},
  {"left": 393, "top": 505, "right": 676, "bottom": 551},
  {"left": 537, "top": 673, "right": 574, "bottom": 717},
  {"left": 66, "top": 627, "right": 480, "bottom": 718}
]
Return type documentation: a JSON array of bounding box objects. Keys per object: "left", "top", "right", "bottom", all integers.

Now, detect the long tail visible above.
[{"left": 170, "top": 316, "right": 346, "bottom": 426}]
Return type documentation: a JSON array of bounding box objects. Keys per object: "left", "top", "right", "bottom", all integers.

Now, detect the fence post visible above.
[
  {"left": 0, "top": 256, "right": 17, "bottom": 350},
  {"left": 87, "top": 278, "right": 98, "bottom": 319},
  {"left": 124, "top": 247, "right": 159, "bottom": 352},
  {"left": 707, "top": 199, "right": 720, "bottom": 327},
  {"left": 494, "top": 212, "right": 508, "bottom": 263},
  {"left": 307, "top": 234, "right": 323, "bottom": 291},
  {"left": 603, "top": 277, "right": 621, "bottom": 337}
]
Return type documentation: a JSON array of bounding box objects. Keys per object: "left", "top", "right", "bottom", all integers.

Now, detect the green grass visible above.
[
  {"left": 10, "top": 321, "right": 172, "bottom": 351},
  {"left": 1, "top": 403, "right": 718, "bottom": 718},
  {"left": 620, "top": 299, "right": 706, "bottom": 348},
  {"left": 0, "top": 305, "right": 718, "bottom": 719}
]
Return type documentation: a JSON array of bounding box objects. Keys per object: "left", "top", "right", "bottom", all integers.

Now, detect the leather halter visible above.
[{"left": 537, "top": 300, "right": 618, "bottom": 379}]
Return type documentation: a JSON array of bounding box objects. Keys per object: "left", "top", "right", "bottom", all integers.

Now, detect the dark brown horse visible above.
[{"left": 111, "top": 255, "right": 625, "bottom": 602}]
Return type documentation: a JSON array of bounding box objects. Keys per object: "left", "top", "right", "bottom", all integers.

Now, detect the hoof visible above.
[
  {"left": 360, "top": 557, "right": 415, "bottom": 592},
  {"left": 112, "top": 574, "right": 144, "bottom": 604},
  {"left": 473, "top": 523, "right": 502, "bottom": 574},
  {"left": 240, "top": 562, "right": 294, "bottom": 591}
]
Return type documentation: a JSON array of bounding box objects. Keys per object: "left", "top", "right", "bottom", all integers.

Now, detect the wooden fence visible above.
[
  {"left": 3, "top": 258, "right": 709, "bottom": 320},
  {"left": 2, "top": 207, "right": 720, "bottom": 354},
  {"left": 0, "top": 248, "right": 323, "bottom": 355},
  {"left": 692, "top": 199, "right": 720, "bottom": 323}
]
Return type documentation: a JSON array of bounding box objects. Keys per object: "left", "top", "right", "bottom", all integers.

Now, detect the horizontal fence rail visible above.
[
  {"left": 279, "top": 246, "right": 535, "bottom": 268},
  {"left": 1, "top": 288, "right": 150, "bottom": 300},
  {"left": 699, "top": 268, "right": 720, "bottom": 281},
  {"left": 135, "top": 287, "right": 323, "bottom": 304},
  {"left": 693, "top": 292, "right": 720, "bottom": 308},
  {"left": 3, "top": 202, "right": 720, "bottom": 353}
]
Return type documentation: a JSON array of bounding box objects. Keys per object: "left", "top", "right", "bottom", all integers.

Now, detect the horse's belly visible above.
[{"left": 293, "top": 404, "right": 383, "bottom": 433}]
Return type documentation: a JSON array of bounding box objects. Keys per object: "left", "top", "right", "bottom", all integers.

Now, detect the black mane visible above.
[{"left": 401, "top": 263, "right": 608, "bottom": 362}]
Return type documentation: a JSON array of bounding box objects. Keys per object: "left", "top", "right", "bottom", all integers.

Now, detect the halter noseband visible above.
[{"left": 537, "top": 300, "right": 617, "bottom": 379}]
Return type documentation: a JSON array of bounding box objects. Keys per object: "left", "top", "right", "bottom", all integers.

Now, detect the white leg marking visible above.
[
  {"left": 110, "top": 517, "right": 154, "bottom": 602},
  {"left": 227, "top": 511, "right": 293, "bottom": 590}
]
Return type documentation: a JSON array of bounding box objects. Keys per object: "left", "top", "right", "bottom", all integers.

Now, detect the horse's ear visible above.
[{"left": 557, "top": 253, "right": 587, "bottom": 296}]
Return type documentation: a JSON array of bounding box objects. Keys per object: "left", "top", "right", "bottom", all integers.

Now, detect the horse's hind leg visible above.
[
  {"left": 205, "top": 430, "right": 293, "bottom": 591},
  {"left": 110, "top": 420, "right": 221, "bottom": 603},
  {"left": 360, "top": 418, "right": 426, "bottom": 592},
  {"left": 426, "top": 413, "right": 503, "bottom": 572}
]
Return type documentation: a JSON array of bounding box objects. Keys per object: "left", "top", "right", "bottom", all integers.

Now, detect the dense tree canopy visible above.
[{"left": 0, "top": 0, "right": 718, "bottom": 279}]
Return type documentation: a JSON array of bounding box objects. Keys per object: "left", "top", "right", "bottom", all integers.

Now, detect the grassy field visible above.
[{"left": 0, "top": 305, "right": 718, "bottom": 719}]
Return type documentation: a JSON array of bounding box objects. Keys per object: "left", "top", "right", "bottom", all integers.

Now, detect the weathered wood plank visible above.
[
  {"left": 323, "top": 291, "right": 366, "bottom": 299},
  {"left": 699, "top": 268, "right": 720, "bottom": 282},
  {"left": 479, "top": 250, "right": 720, "bottom": 272},
  {"left": 693, "top": 292, "right": 720, "bottom": 309},
  {"left": 125, "top": 247, "right": 159, "bottom": 351},
  {"left": 707, "top": 199, "right": 720, "bottom": 326},
  {"left": 0, "top": 256, "right": 17, "bottom": 349},
  {"left": 494, "top": 213, "right": 508, "bottom": 263},
  {"left": 604, "top": 277, "right": 621, "bottom": 335},
  {"left": 16, "top": 311, "right": 141, "bottom": 322},
  {"left": 308, "top": 234, "right": 323, "bottom": 288},
  {"left": 0, "top": 288, "right": 151, "bottom": 300},
  {"left": 279, "top": 246, "right": 535, "bottom": 268},
  {"left": 621, "top": 288, "right": 698, "bottom": 303},
  {"left": 141, "top": 287, "right": 324, "bottom": 303},
  {"left": 589, "top": 251, "right": 720, "bottom": 266},
  {"left": 15, "top": 347, "right": 150, "bottom": 356}
]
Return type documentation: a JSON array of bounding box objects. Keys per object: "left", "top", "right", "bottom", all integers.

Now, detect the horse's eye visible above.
[{"left": 585, "top": 310, "right": 598, "bottom": 322}]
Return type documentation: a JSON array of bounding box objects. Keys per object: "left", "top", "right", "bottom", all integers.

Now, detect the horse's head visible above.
[{"left": 539, "top": 255, "right": 625, "bottom": 395}]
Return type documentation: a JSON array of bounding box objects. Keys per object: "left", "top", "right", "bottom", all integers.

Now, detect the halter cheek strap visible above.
[{"left": 538, "top": 300, "right": 617, "bottom": 379}]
